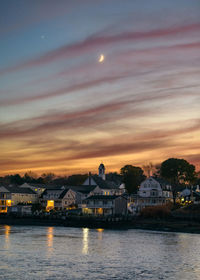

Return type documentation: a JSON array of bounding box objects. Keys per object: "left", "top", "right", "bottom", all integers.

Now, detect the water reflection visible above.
[
  {"left": 4, "top": 225, "right": 11, "bottom": 249},
  {"left": 47, "top": 227, "right": 54, "bottom": 253},
  {"left": 1, "top": 226, "right": 200, "bottom": 280},
  {"left": 97, "top": 228, "right": 104, "bottom": 240},
  {"left": 82, "top": 228, "right": 89, "bottom": 254}
]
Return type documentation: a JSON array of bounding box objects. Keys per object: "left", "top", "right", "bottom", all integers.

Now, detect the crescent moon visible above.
[{"left": 98, "top": 54, "right": 104, "bottom": 63}]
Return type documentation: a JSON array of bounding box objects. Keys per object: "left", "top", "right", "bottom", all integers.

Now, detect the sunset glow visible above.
[{"left": 0, "top": 0, "right": 200, "bottom": 176}]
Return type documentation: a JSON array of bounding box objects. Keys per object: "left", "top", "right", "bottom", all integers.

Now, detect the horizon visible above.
[
  {"left": 1, "top": 0, "right": 200, "bottom": 176},
  {"left": 1, "top": 159, "right": 199, "bottom": 178}
]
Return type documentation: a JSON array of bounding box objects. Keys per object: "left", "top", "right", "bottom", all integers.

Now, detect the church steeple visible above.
[{"left": 98, "top": 163, "right": 105, "bottom": 180}]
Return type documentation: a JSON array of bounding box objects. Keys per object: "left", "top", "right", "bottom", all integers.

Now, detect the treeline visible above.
[
  {"left": 1, "top": 158, "right": 200, "bottom": 198},
  {"left": 0, "top": 171, "right": 88, "bottom": 186},
  {"left": 0, "top": 171, "right": 122, "bottom": 187}
]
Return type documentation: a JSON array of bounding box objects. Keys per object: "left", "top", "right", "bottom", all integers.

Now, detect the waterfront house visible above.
[
  {"left": 19, "top": 182, "right": 46, "bottom": 195},
  {"left": 179, "top": 186, "right": 200, "bottom": 204},
  {"left": 40, "top": 187, "right": 82, "bottom": 211},
  {"left": 136, "top": 177, "right": 173, "bottom": 210},
  {"left": 82, "top": 195, "right": 127, "bottom": 216},
  {"left": 0, "top": 186, "right": 38, "bottom": 213}
]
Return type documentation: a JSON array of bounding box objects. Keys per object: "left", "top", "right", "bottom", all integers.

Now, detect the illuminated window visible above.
[
  {"left": 97, "top": 208, "right": 103, "bottom": 215},
  {"left": 47, "top": 200, "right": 54, "bottom": 211},
  {"left": 6, "top": 200, "right": 12, "bottom": 207}
]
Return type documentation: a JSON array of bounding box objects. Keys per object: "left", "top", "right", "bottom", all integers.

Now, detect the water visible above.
[{"left": 0, "top": 225, "right": 200, "bottom": 280}]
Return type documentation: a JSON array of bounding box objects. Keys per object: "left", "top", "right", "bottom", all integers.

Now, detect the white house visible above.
[{"left": 136, "top": 177, "right": 173, "bottom": 210}]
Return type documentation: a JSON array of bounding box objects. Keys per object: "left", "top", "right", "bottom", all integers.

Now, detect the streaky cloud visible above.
[{"left": 0, "top": 22, "right": 199, "bottom": 76}]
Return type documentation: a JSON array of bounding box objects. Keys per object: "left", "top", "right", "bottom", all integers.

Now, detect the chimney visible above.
[{"left": 89, "top": 172, "right": 91, "bottom": 186}]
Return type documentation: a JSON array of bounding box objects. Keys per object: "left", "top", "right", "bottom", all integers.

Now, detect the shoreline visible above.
[{"left": 1, "top": 216, "right": 200, "bottom": 234}]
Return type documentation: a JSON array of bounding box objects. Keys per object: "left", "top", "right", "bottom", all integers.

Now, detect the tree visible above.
[
  {"left": 23, "top": 171, "right": 38, "bottom": 183},
  {"left": 67, "top": 174, "right": 88, "bottom": 186},
  {"left": 9, "top": 174, "right": 24, "bottom": 185},
  {"left": 142, "top": 162, "right": 155, "bottom": 177},
  {"left": 41, "top": 173, "right": 56, "bottom": 184},
  {"left": 120, "top": 165, "right": 146, "bottom": 194},
  {"left": 160, "top": 158, "right": 196, "bottom": 204}
]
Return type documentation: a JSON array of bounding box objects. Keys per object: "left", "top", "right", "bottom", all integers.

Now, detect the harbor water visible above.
[{"left": 0, "top": 225, "right": 200, "bottom": 280}]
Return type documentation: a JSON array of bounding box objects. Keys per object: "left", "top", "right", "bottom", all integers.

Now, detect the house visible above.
[
  {"left": 0, "top": 187, "right": 11, "bottom": 213},
  {"left": 66, "top": 185, "right": 97, "bottom": 201},
  {"left": 82, "top": 195, "right": 127, "bottom": 216},
  {"left": 136, "top": 177, "right": 173, "bottom": 210},
  {"left": 0, "top": 186, "right": 38, "bottom": 213},
  {"left": 40, "top": 188, "right": 64, "bottom": 211},
  {"left": 82, "top": 163, "right": 125, "bottom": 196},
  {"left": 19, "top": 182, "right": 46, "bottom": 195},
  {"left": 40, "top": 187, "right": 82, "bottom": 211},
  {"left": 179, "top": 185, "right": 200, "bottom": 204}
]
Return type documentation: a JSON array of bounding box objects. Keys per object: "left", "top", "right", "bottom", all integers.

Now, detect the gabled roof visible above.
[
  {"left": 59, "top": 188, "right": 70, "bottom": 199},
  {"left": 67, "top": 185, "right": 97, "bottom": 194},
  {"left": 84, "top": 195, "right": 120, "bottom": 200},
  {"left": 21, "top": 182, "right": 47, "bottom": 189},
  {"left": 0, "top": 186, "right": 10, "bottom": 192},
  {"left": 4, "top": 187, "right": 36, "bottom": 194},
  {"left": 40, "top": 188, "right": 63, "bottom": 198},
  {"left": 20, "top": 182, "right": 63, "bottom": 190},
  {"left": 92, "top": 175, "right": 119, "bottom": 190}
]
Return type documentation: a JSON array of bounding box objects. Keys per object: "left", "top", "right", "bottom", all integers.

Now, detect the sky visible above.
[{"left": 0, "top": 0, "right": 200, "bottom": 176}]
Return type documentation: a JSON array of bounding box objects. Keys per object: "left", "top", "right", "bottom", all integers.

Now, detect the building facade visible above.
[
  {"left": 82, "top": 195, "right": 127, "bottom": 216},
  {"left": 0, "top": 186, "right": 38, "bottom": 213},
  {"left": 135, "top": 177, "right": 173, "bottom": 210}
]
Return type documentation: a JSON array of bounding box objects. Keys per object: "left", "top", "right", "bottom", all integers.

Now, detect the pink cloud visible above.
[{"left": 0, "top": 22, "right": 199, "bottom": 76}]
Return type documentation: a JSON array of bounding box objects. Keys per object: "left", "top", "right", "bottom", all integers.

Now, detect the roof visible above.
[
  {"left": 92, "top": 175, "right": 119, "bottom": 189},
  {"left": 59, "top": 188, "right": 70, "bottom": 199},
  {"left": 181, "top": 188, "right": 191, "bottom": 196},
  {"left": 40, "top": 185, "right": 97, "bottom": 199},
  {"left": 67, "top": 185, "right": 97, "bottom": 194},
  {"left": 84, "top": 195, "right": 121, "bottom": 200},
  {"left": 21, "top": 183, "right": 47, "bottom": 188},
  {"left": 4, "top": 187, "right": 37, "bottom": 194},
  {"left": 0, "top": 186, "right": 10, "bottom": 193},
  {"left": 40, "top": 188, "right": 63, "bottom": 198}
]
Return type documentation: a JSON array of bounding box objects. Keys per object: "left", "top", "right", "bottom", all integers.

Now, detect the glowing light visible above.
[
  {"left": 7, "top": 200, "right": 11, "bottom": 206},
  {"left": 4, "top": 225, "right": 11, "bottom": 248},
  {"left": 97, "top": 228, "right": 104, "bottom": 240},
  {"left": 82, "top": 228, "right": 89, "bottom": 254},
  {"left": 98, "top": 54, "right": 104, "bottom": 63},
  {"left": 97, "top": 208, "right": 103, "bottom": 215},
  {"left": 47, "top": 227, "right": 54, "bottom": 253},
  {"left": 47, "top": 200, "right": 54, "bottom": 211},
  {"left": 97, "top": 228, "right": 104, "bottom": 232}
]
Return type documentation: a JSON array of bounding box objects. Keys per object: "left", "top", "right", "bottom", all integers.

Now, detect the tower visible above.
[{"left": 98, "top": 163, "right": 105, "bottom": 180}]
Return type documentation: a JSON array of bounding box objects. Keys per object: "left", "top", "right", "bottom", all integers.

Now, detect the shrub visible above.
[{"left": 140, "top": 204, "right": 171, "bottom": 219}]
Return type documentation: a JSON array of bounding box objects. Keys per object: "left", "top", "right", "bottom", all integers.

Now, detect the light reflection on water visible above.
[
  {"left": 47, "top": 226, "right": 54, "bottom": 253},
  {"left": 4, "top": 225, "right": 11, "bottom": 249},
  {"left": 82, "top": 228, "right": 89, "bottom": 255},
  {"left": 0, "top": 225, "right": 200, "bottom": 280}
]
